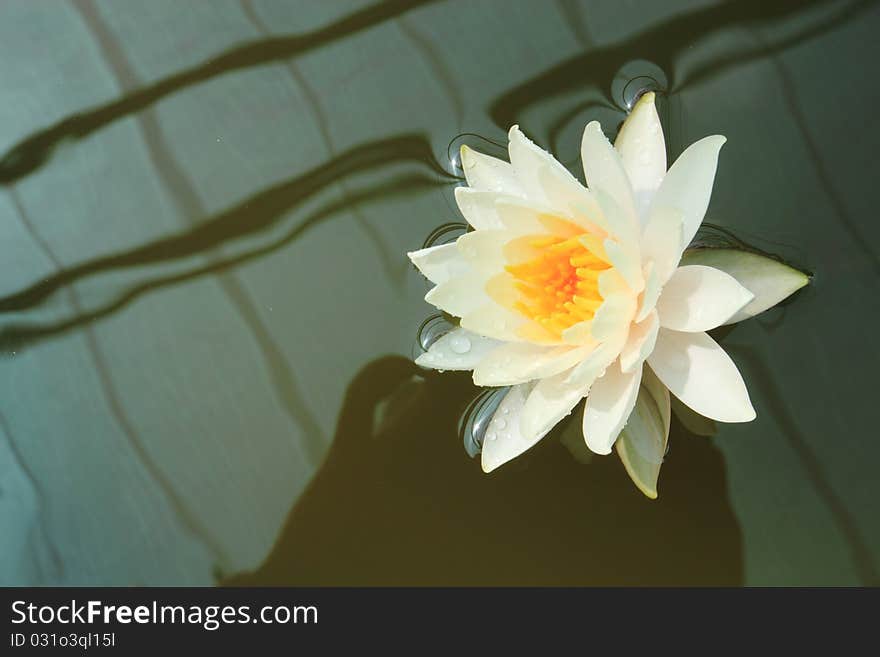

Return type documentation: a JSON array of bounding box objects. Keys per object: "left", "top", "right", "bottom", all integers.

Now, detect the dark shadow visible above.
[
  {"left": 0, "top": 134, "right": 453, "bottom": 315},
  {"left": 489, "top": 0, "right": 868, "bottom": 131},
  {"left": 0, "top": 172, "right": 439, "bottom": 351},
  {"left": 227, "top": 356, "right": 743, "bottom": 586},
  {"left": 0, "top": 0, "right": 438, "bottom": 185}
]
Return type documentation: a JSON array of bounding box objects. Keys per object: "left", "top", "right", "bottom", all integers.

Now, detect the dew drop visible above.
[
  {"left": 487, "top": 432, "right": 497, "bottom": 442},
  {"left": 494, "top": 418, "right": 507, "bottom": 430},
  {"left": 449, "top": 334, "right": 472, "bottom": 355}
]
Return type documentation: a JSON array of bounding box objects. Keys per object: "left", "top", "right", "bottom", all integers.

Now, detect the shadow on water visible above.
[
  {"left": 0, "top": 0, "right": 438, "bottom": 185},
  {"left": 227, "top": 356, "right": 743, "bottom": 586}
]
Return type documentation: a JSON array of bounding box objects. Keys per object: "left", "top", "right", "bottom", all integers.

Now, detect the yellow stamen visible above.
[{"left": 503, "top": 233, "right": 613, "bottom": 339}]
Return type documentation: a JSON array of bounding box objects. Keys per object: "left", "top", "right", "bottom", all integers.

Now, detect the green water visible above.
[{"left": 0, "top": 0, "right": 877, "bottom": 586}]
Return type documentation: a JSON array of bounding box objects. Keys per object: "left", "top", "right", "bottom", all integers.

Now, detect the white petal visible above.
[
  {"left": 473, "top": 342, "right": 593, "bottom": 386},
  {"left": 591, "top": 293, "right": 637, "bottom": 342},
  {"left": 615, "top": 365, "right": 670, "bottom": 499},
  {"left": 495, "top": 198, "right": 582, "bottom": 237},
  {"left": 456, "top": 230, "right": 509, "bottom": 272},
  {"left": 670, "top": 395, "right": 717, "bottom": 437},
  {"left": 408, "top": 243, "right": 469, "bottom": 285},
  {"left": 454, "top": 187, "right": 508, "bottom": 230},
  {"left": 460, "top": 304, "right": 529, "bottom": 342},
  {"left": 614, "top": 92, "right": 666, "bottom": 222},
  {"left": 619, "top": 309, "right": 659, "bottom": 373},
  {"left": 583, "top": 360, "right": 642, "bottom": 455},
  {"left": 520, "top": 369, "right": 590, "bottom": 442},
  {"left": 535, "top": 165, "right": 607, "bottom": 232},
  {"left": 481, "top": 382, "right": 540, "bottom": 473},
  {"left": 460, "top": 145, "right": 522, "bottom": 196},
  {"left": 649, "top": 135, "right": 726, "bottom": 250},
  {"left": 507, "top": 125, "right": 554, "bottom": 204},
  {"left": 647, "top": 328, "right": 755, "bottom": 422},
  {"left": 680, "top": 248, "right": 810, "bottom": 324},
  {"left": 640, "top": 206, "right": 684, "bottom": 284},
  {"left": 656, "top": 265, "right": 755, "bottom": 332},
  {"left": 565, "top": 328, "right": 629, "bottom": 386},
  {"left": 603, "top": 238, "right": 644, "bottom": 293},
  {"left": 635, "top": 261, "right": 662, "bottom": 322},
  {"left": 593, "top": 187, "right": 639, "bottom": 247},
  {"left": 415, "top": 328, "right": 500, "bottom": 371},
  {"left": 424, "top": 274, "right": 488, "bottom": 318},
  {"left": 561, "top": 320, "right": 596, "bottom": 345},
  {"left": 581, "top": 121, "right": 640, "bottom": 234},
  {"left": 598, "top": 268, "right": 631, "bottom": 297}
]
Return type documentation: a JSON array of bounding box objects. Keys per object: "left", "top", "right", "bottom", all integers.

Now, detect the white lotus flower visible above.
[{"left": 408, "top": 92, "right": 807, "bottom": 497}]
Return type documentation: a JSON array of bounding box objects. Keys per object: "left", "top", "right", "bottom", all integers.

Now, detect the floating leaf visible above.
[
  {"left": 615, "top": 367, "right": 670, "bottom": 499},
  {"left": 680, "top": 248, "right": 809, "bottom": 324}
]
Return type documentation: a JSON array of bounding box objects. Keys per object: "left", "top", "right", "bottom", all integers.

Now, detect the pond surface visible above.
[{"left": 0, "top": 0, "right": 878, "bottom": 585}]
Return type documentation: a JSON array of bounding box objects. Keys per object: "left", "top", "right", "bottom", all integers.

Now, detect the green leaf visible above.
[
  {"left": 616, "top": 367, "right": 670, "bottom": 499},
  {"left": 680, "top": 248, "right": 809, "bottom": 324}
]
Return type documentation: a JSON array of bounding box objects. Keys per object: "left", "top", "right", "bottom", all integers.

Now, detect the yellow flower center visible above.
[{"left": 504, "top": 234, "right": 611, "bottom": 338}]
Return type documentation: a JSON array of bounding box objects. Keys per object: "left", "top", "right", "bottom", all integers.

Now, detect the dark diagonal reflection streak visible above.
[
  {"left": 0, "top": 135, "right": 451, "bottom": 314},
  {"left": 0, "top": 0, "right": 438, "bottom": 185},
  {"left": 0, "top": 173, "right": 438, "bottom": 351},
  {"left": 489, "top": 0, "right": 866, "bottom": 130}
]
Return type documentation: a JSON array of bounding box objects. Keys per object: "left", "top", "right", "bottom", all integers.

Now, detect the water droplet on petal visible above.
[{"left": 450, "top": 334, "right": 472, "bottom": 355}]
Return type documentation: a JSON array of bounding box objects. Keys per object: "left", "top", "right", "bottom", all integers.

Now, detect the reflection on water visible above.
[{"left": 0, "top": 0, "right": 877, "bottom": 585}]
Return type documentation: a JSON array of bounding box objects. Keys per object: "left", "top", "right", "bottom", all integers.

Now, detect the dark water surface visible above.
[{"left": 0, "top": 0, "right": 877, "bottom": 585}]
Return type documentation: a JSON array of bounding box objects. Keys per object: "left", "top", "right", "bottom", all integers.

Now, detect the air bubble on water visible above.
[
  {"left": 447, "top": 133, "right": 509, "bottom": 177},
  {"left": 413, "top": 314, "right": 458, "bottom": 362},
  {"left": 459, "top": 387, "right": 510, "bottom": 458},
  {"left": 610, "top": 60, "right": 669, "bottom": 112},
  {"left": 421, "top": 223, "right": 468, "bottom": 250}
]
